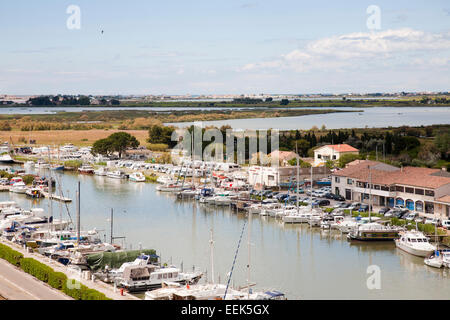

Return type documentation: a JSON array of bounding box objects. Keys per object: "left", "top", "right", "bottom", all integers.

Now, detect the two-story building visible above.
[
  {"left": 314, "top": 144, "right": 359, "bottom": 167},
  {"left": 331, "top": 160, "right": 450, "bottom": 219}
]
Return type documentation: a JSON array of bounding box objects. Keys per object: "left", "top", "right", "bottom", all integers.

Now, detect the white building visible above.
[{"left": 314, "top": 144, "right": 359, "bottom": 166}]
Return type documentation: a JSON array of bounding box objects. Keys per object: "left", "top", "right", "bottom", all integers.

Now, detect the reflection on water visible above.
[{"left": 1, "top": 166, "right": 449, "bottom": 299}]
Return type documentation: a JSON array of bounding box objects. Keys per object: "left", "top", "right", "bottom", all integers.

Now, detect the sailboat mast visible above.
[
  {"left": 247, "top": 193, "right": 252, "bottom": 298},
  {"left": 368, "top": 165, "right": 372, "bottom": 223},
  {"left": 310, "top": 165, "right": 313, "bottom": 212},
  {"left": 296, "top": 142, "right": 299, "bottom": 213},
  {"left": 209, "top": 228, "right": 214, "bottom": 284},
  {"left": 47, "top": 146, "right": 53, "bottom": 232},
  {"left": 76, "top": 181, "right": 80, "bottom": 244}
]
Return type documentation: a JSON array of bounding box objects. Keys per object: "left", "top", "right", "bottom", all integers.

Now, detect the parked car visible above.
[
  {"left": 358, "top": 204, "right": 373, "bottom": 212},
  {"left": 277, "top": 194, "right": 289, "bottom": 201},
  {"left": 269, "top": 191, "right": 280, "bottom": 198},
  {"left": 399, "top": 210, "right": 411, "bottom": 219},
  {"left": 347, "top": 202, "right": 361, "bottom": 211},
  {"left": 414, "top": 217, "right": 424, "bottom": 224},
  {"left": 333, "top": 194, "right": 345, "bottom": 201},
  {"left": 405, "top": 212, "right": 418, "bottom": 221},
  {"left": 378, "top": 207, "right": 390, "bottom": 215},
  {"left": 317, "top": 199, "right": 330, "bottom": 206},
  {"left": 442, "top": 220, "right": 450, "bottom": 230},
  {"left": 424, "top": 218, "right": 441, "bottom": 226}
]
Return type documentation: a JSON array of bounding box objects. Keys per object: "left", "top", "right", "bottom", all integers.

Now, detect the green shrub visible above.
[
  {"left": 20, "top": 258, "right": 53, "bottom": 283},
  {"left": 22, "top": 174, "right": 35, "bottom": 185},
  {"left": 63, "top": 160, "right": 83, "bottom": 168},
  {"left": 0, "top": 243, "right": 23, "bottom": 266},
  {"left": 0, "top": 243, "right": 111, "bottom": 300},
  {"left": 147, "top": 143, "right": 168, "bottom": 151}
]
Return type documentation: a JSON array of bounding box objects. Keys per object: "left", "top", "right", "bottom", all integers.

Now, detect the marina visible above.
[{"left": 0, "top": 160, "right": 449, "bottom": 300}]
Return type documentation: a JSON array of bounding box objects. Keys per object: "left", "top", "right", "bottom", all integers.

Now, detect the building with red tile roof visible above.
[
  {"left": 314, "top": 144, "right": 359, "bottom": 167},
  {"left": 332, "top": 160, "right": 450, "bottom": 218}
]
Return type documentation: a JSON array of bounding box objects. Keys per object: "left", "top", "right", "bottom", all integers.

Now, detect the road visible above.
[{"left": 0, "top": 258, "right": 72, "bottom": 300}]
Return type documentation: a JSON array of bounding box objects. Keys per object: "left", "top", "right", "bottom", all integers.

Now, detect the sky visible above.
[{"left": 0, "top": 0, "right": 449, "bottom": 95}]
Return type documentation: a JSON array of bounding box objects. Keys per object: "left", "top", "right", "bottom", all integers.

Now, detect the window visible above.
[
  {"left": 395, "top": 186, "right": 405, "bottom": 192},
  {"left": 317, "top": 154, "right": 322, "bottom": 159},
  {"left": 415, "top": 189, "right": 424, "bottom": 195},
  {"left": 347, "top": 179, "right": 352, "bottom": 185},
  {"left": 335, "top": 177, "right": 340, "bottom": 183},
  {"left": 332, "top": 155, "right": 336, "bottom": 160},
  {"left": 381, "top": 185, "right": 389, "bottom": 191},
  {"left": 405, "top": 187, "right": 414, "bottom": 193},
  {"left": 158, "top": 274, "right": 162, "bottom": 279},
  {"left": 163, "top": 273, "right": 168, "bottom": 279},
  {"left": 374, "top": 185, "right": 380, "bottom": 190},
  {"left": 425, "top": 190, "right": 434, "bottom": 197}
]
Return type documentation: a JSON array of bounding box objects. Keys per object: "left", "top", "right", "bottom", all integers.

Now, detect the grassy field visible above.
[{"left": 0, "top": 129, "right": 149, "bottom": 146}]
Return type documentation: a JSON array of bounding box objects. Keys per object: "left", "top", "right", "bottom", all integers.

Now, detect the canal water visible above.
[
  {"left": 2, "top": 166, "right": 449, "bottom": 299},
  {"left": 166, "top": 107, "right": 450, "bottom": 130}
]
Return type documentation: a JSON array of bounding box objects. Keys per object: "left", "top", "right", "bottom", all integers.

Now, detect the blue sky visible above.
[{"left": 0, "top": 0, "right": 449, "bottom": 95}]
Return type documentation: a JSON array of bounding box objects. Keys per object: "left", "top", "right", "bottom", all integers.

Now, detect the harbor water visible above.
[{"left": 1, "top": 167, "right": 449, "bottom": 299}]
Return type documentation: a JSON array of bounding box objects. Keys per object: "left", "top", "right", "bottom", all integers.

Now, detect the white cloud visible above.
[{"left": 241, "top": 28, "right": 450, "bottom": 73}]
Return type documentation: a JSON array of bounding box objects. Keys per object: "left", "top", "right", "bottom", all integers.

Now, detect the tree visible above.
[
  {"left": 338, "top": 153, "right": 361, "bottom": 168},
  {"left": 434, "top": 132, "right": 450, "bottom": 159},
  {"left": 92, "top": 132, "right": 139, "bottom": 158},
  {"left": 280, "top": 99, "right": 289, "bottom": 105},
  {"left": 148, "top": 125, "right": 175, "bottom": 146},
  {"left": 78, "top": 96, "right": 90, "bottom": 105}
]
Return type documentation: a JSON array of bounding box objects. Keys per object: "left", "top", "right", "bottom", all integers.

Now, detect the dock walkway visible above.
[{"left": 0, "top": 239, "right": 140, "bottom": 300}]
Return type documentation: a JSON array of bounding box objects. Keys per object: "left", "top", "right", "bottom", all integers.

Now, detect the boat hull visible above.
[{"left": 395, "top": 241, "right": 435, "bottom": 257}]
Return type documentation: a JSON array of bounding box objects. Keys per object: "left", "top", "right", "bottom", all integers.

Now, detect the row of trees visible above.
[{"left": 27, "top": 96, "right": 120, "bottom": 106}]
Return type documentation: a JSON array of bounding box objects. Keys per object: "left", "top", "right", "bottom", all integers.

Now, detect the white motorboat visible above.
[
  {"left": 267, "top": 205, "right": 296, "bottom": 218},
  {"left": 107, "top": 170, "right": 127, "bottom": 179},
  {"left": 94, "top": 166, "right": 108, "bottom": 176},
  {"left": 329, "top": 216, "right": 345, "bottom": 230},
  {"left": 395, "top": 230, "right": 436, "bottom": 257},
  {"left": 156, "top": 175, "right": 175, "bottom": 184},
  {"left": 78, "top": 165, "right": 94, "bottom": 174},
  {"left": 258, "top": 203, "right": 281, "bottom": 216},
  {"left": 129, "top": 172, "right": 146, "bottom": 182},
  {"left": 424, "top": 251, "right": 443, "bottom": 268},
  {"left": 9, "top": 181, "right": 27, "bottom": 194},
  {"left": 337, "top": 219, "right": 359, "bottom": 233},
  {"left": 35, "top": 161, "right": 50, "bottom": 169},
  {"left": 442, "top": 251, "right": 450, "bottom": 268},
  {"left": 119, "top": 264, "right": 203, "bottom": 292},
  {"left": 308, "top": 214, "right": 322, "bottom": 227},
  {"left": 156, "top": 183, "right": 182, "bottom": 192},
  {"left": 0, "top": 153, "right": 14, "bottom": 164}
]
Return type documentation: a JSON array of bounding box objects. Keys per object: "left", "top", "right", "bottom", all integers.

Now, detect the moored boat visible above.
[{"left": 395, "top": 230, "right": 436, "bottom": 257}]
